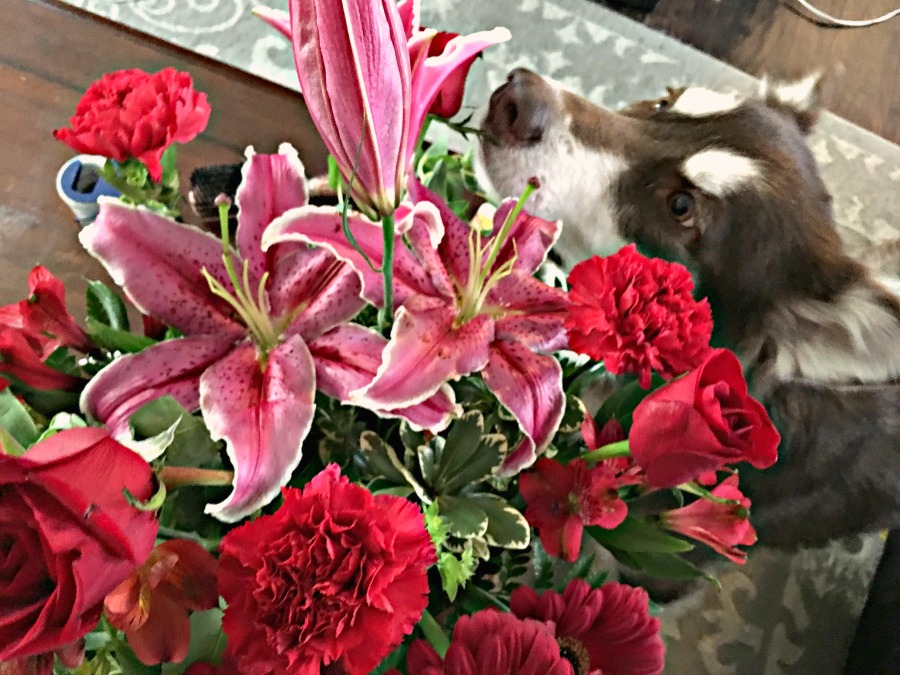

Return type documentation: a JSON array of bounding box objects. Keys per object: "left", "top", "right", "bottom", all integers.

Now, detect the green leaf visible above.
[
  {"left": 565, "top": 553, "right": 597, "bottom": 585},
  {"left": 595, "top": 374, "right": 665, "bottom": 431},
  {"left": 424, "top": 500, "right": 449, "bottom": 549},
  {"left": 129, "top": 397, "right": 220, "bottom": 467},
  {"left": 85, "top": 280, "right": 130, "bottom": 330},
  {"left": 531, "top": 537, "right": 555, "bottom": 590},
  {"left": 86, "top": 317, "right": 156, "bottom": 354},
  {"left": 159, "top": 144, "right": 179, "bottom": 189},
  {"left": 438, "top": 545, "right": 477, "bottom": 601},
  {"left": 609, "top": 548, "right": 718, "bottom": 584},
  {"left": 433, "top": 411, "right": 506, "bottom": 494},
  {"left": 35, "top": 411, "right": 88, "bottom": 443},
  {"left": 360, "top": 431, "right": 430, "bottom": 502},
  {"left": 468, "top": 494, "right": 530, "bottom": 549},
  {"left": 436, "top": 495, "right": 488, "bottom": 539},
  {"left": 124, "top": 481, "right": 167, "bottom": 511},
  {"left": 586, "top": 516, "right": 694, "bottom": 554},
  {"left": 417, "top": 441, "right": 441, "bottom": 486},
  {"left": 0, "top": 388, "right": 39, "bottom": 450},
  {"left": 44, "top": 346, "right": 82, "bottom": 376},
  {"left": 161, "top": 608, "right": 225, "bottom": 675}
]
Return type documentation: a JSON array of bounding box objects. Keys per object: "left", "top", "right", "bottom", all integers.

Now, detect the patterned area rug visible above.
[{"left": 60, "top": 1, "right": 899, "bottom": 673}]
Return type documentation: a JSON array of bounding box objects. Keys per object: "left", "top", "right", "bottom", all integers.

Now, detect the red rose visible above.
[
  {"left": 520, "top": 458, "right": 641, "bottom": 562},
  {"left": 217, "top": 464, "right": 436, "bottom": 675},
  {"left": 53, "top": 68, "right": 210, "bottom": 182},
  {"left": 105, "top": 540, "right": 219, "bottom": 664},
  {"left": 406, "top": 610, "right": 574, "bottom": 675},
  {"left": 661, "top": 474, "right": 757, "bottom": 564},
  {"left": 629, "top": 349, "right": 780, "bottom": 487},
  {"left": 0, "top": 429, "right": 158, "bottom": 662},
  {"left": 566, "top": 245, "right": 713, "bottom": 388},
  {"left": 511, "top": 580, "right": 665, "bottom": 675}
]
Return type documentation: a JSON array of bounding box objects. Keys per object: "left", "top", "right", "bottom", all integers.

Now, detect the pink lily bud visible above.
[{"left": 289, "top": 0, "right": 411, "bottom": 220}]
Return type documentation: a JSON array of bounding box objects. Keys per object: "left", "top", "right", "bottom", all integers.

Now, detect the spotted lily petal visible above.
[
  {"left": 354, "top": 296, "right": 494, "bottom": 409},
  {"left": 483, "top": 342, "right": 565, "bottom": 475},
  {"left": 201, "top": 335, "right": 316, "bottom": 523},
  {"left": 235, "top": 143, "right": 308, "bottom": 282},
  {"left": 490, "top": 199, "right": 561, "bottom": 275},
  {"left": 251, "top": 6, "right": 292, "bottom": 40},
  {"left": 80, "top": 336, "right": 236, "bottom": 437},
  {"left": 308, "top": 323, "right": 458, "bottom": 432},
  {"left": 267, "top": 246, "right": 365, "bottom": 342},
  {"left": 489, "top": 271, "right": 570, "bottom": 352},
  {"left": 263, "top": 205, "right": 443, "bottom": 306},
  {"left": 80, "top": 199, "right": 244, "bottom": 340}
]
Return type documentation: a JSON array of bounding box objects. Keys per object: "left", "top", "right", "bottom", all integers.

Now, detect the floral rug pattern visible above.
[{"left": 60, "top": 1, "right": 898, "bottom": 672}]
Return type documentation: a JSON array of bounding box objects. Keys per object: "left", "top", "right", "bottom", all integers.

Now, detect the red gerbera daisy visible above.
[
  {"left": 566, "top": 245, "right": 713, "bottom": 388},
  {"left": 511, "top": 580, "right": 665, "bottom": 675}
]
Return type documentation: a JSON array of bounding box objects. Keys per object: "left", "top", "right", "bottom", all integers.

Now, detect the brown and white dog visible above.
[{"left": 476, "top": 68, "right": 900, "bottom": 549}]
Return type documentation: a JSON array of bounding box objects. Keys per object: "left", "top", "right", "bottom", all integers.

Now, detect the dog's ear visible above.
[{"left": 758, "top": 73, "right": 824, "bottom": 135}]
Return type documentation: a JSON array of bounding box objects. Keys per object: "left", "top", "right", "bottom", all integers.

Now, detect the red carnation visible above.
[
  {"left": 406, "top": 610, "right": 574, "bottom": 675},
  {"left": 217, "top": 464, "right": 436, "bottom": 675},
  {"left": 511, "top": 580, "right": 665, "bottom": 675},
  {"left": 54, "top": 68, "right": 210, "bottom": 182},
  {"left": 661, "top": 474, "right": 757, "bottom": 564},
  {"left": 566, "top": 245, "right": 713, "bottom": 388},
  {"left": 629, "top": 348, "right": 780, "bottom": 487},
  {"left": 520, "top": 458, "right": 641, "bottom": 562}
]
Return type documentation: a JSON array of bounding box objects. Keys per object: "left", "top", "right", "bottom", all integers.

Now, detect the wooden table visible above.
[{"left": 0, "top": 0, "right": 327, "bottom": 316}]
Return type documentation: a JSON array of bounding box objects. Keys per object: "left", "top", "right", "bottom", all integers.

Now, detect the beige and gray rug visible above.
[{"left": 58, "top": 1, "right": 900, "bottom": 673}]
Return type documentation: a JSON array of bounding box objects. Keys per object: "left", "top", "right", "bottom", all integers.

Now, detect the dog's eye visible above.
[
  {"left": 654, "top": 98, "right": 670, "bottom": 111},
  {"left": 667, "top": 192, "right": 695, "bottom": 221}
]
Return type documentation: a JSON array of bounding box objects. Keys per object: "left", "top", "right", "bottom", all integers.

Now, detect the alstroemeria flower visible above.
[
  {"left": 18, "top": 266, "right": 92, "bottom": 353},
  {"left": 254, "top": 1, "right": 510, "bottom": 162},
  {"left": 264, "top": 180, "right": 568, "bottom": 473},
  {"left": 79, "top": 144, "right": 456, "bottom": 522},
  {"left": 660, "top": 473, "right": 757, "bottom": 564}
]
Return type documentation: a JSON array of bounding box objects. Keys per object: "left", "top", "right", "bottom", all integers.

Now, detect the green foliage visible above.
[
  {"left": 0, "top": 388, "right": 39, "bottom": 450},
  {"left": 86, "top": 280, "right": 130, "bottom": 331},
  {"left": 129, "top": 396, "right": 220, "bottom": 467},
  {"left": 587, "top": 517, "right": 694, "bottom": 554}
]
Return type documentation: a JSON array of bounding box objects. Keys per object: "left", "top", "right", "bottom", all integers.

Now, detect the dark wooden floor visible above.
[{"left": 604, "top": 0, "right": 900, "bottom": 143}]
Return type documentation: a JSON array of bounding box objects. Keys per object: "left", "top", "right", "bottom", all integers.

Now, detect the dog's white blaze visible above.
[
  {"left": 669, "top": 87, "right": 742, "bottom": 117},
  {"left": 759, "top": 73, "right": 821, "bottom": 113},
  {"left": 681, "top": 148, "right": 761, "bottom": 196},
  {"left": 764, "top": 283, "right": 900, "bottom": 384}
]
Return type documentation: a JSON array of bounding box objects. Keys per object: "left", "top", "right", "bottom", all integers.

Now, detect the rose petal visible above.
[
  {"left": 484, "top": 343, "right": 565, "bottom": 475},
  {"left": 80, "top": 335, "right": 236, "bottom": 436},
  {"left": 201, "top": 335, "right": 316, "bottom": 522}
]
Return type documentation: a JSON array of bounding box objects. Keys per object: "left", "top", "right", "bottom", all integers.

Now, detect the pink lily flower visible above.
[
  {"left": 79, "top": 145, "right": 457, "bottom": 522},
  {"left": 253, "top": 1, "right": 510, "bottom": 162},
  {"left": 263, "top": 180, "right": 569, "bottom": 474}
]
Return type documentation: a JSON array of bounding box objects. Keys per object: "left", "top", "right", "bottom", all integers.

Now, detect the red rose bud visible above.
[
  {"left": 0, "top": 429, "right": 158, "bottom": 662},
  {"left": 511, "top": 579, "right": 666, "bottom": 675},
  {"left": 217, "top": 464, "right": 436, "bottom": 675},
  {"left": 406, "top": 610, "right": 573, "bottom": 675},
  {"left": 53, "top": 68, "right": 210, "bottom": 182},
  {"left": 105, "top": 540, "right": 218, "bottom": 665},
  {"left": 629, "top": 348, "right": 780, "bottom": 487},
  {"left": 423, "top": 32, "right": 479, "bottom": 119},
  {"left": 566, "top": 245, "right": 713, "bottom": 388},
  {"left": 661, "top": 474, "right": 757, "bottom": 564},
  {"left": 19, "top": 266, "right": 91, "bottom": 352}
]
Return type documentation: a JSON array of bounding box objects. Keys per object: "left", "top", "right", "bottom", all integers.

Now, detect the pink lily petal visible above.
[
  {"left": 235, "top": 143, "right": 309, "bottom": 282},
  {"left": 490, "top": 199, "right": 561, "bottom": 275},
  {"left": 397, "top": 0, "right": 420, "bottom": 38},
  {"left": 201, "top": 335, "right": 316, "bottom": 522},
  {"left": 267, "top": 246, "right": 365, "bottom": 342},
  {"left": 400, "top": 201, "right": 456, "bottom": 300},
  {"left": 252, "top": 5, "right": 292, "bottom": 40},
  {"left": 489, "top": 271, "right": 570, "bottom": 352},
  {"left": 406, "top": 27, "right": 511, "bottom": 158},
  {"left": 80, "top": 335, "right": 236, "bottom": 437},
  {"left": 308, "top": 323, "right": 458, "bottom": 432},
  {"left": 80, "top": 200, "right": 244, "bottom": 340},
  {"left": 291, "top": 0, "right": 411, "bottom": 217},
  {"left": 483, "top": 341, "right": 565, "bottom": 475},
  {"left": 353, "top": 295, "right": 494, "bottom": 408},
  {"left": 407, "top": 179, "right": 474, "bottom": 285},
  {"left": 263, "top": 205, "right": 443, "bottom": 306}
]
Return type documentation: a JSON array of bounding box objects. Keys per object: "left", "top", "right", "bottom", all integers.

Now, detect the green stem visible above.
[
  {"left": 479, "top": 178, "right": 539, "bottom": 278},
  {"left": 582, "top": 439, "right": 631, "bottom": 463},
  {"left": 468, "top": 583, "right": 510, "bottom": 611},
  {"left": 677, "top": 481, "right": 743, "bottom": 506},
  {"left": 157, "top": 526, "right": 222, "bottom": 553},
  {"left": 414, "top": 114, "right": 435, "bottom": 158},
  {"left": 159, "top": 466, "right": 234, "bottom": 489},
  {"left": 418, "top": 609, "right": 451, "bottom": 659},
  {"left": 378, "top": 214, "right": 395, "bottom": 332}
]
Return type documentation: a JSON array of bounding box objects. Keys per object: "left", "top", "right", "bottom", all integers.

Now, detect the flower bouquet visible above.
[{"left": 0, "top": 1, "right": 781, "bottom": 673}]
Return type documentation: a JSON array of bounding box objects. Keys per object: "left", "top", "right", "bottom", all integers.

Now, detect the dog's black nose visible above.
[{"left": 483, "top": 68, "right": 554, "bottom": 146}]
